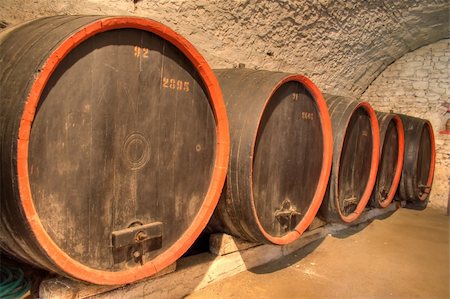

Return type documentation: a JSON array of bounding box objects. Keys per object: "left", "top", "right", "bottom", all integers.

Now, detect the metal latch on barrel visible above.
[
  {"left": 275, "top": 199, "right": 301, "bottom": 231},
  {"left": 112, "top": 222, "right": 163, "bottom": 249},
  {"left": 418, "top": 184, "right": 431, "bottom": 195}
]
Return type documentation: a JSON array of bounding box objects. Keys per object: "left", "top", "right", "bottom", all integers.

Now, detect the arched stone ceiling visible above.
[{"left": 1, "top": 0, "right": 448, "bottom": 96}]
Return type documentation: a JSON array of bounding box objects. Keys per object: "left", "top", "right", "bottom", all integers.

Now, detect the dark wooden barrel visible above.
[
  {"left": 319, "top": 95, "right": 380, "bottom": 223},
  {"left": 208, "top": 69, "right": 333, "bottom": 244},
  {"left": 369, "top": 112, "right": 405, "bottom": 208},
  {"left": 397, "top": 114, "right": 435, "bottom": 208},
  {"left": 0, "top": 16, "right": 229, "bottom": 285}
]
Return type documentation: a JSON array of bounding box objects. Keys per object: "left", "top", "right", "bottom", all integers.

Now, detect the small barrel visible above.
[
  {"left": 369, "top": 112, "right": 405, "bottom": 208},
  {"left": 0, "top": 16, "right": 229, "bottom": 285},
  {"left": 397, "top": 114, "right": 436, "bottom": 208},
  {"left": 208, "top": 69, "right": 333, "bottom": 244},
  {"left": 319, "top": 95, "right": 380, "bottom": 223}
]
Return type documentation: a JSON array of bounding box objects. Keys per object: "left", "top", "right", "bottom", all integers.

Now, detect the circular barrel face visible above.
[
  {"left": 28, "top": 29, "right": 217, "bottom": 271},
  {"left": 252, "top": 81, "right": 323, "bottom": 238},
  {"left": 417, "top": 124, "right": 432, "bottom": 195},
  {"left": 338, "top": 107, "right": 373, "bottom": 216},
  {"left": 376, "top": 120, "right": 399, "bottom": 204}
]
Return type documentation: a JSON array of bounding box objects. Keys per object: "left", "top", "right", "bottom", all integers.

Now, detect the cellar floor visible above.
[{"left": 187, "top": 207, "right": 449, "bottom": 299}]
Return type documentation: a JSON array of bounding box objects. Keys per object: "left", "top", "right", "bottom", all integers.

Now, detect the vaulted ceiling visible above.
[{"left": 1, "top": 0, "right": 448, "bottom": 96}]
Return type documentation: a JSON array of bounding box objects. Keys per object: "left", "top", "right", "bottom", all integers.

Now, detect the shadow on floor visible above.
[{"left": 249, "top": 237, "right": 326, "bottom": 275}]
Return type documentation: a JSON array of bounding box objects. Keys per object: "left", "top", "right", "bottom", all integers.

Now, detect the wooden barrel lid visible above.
[
  {"left": 251, "top": 76, "right": 332, "bottom": 244},
  {"left": 1, "top": 16, "right": 229, "bottom": 285},
  {"left": 209, "top": 69, "right": 332, "bottom": 244}
]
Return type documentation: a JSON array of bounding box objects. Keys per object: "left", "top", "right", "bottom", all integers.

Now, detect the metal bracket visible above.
[
  {"left": 112, "top": 222, "right": 162, "bottom": 249},
  {"left": 342, "top": 196, "right": 358, "bottom": 209},
  {"left": 112, "top": 222, "right": 162, "bottom": 265},
  {"left": 418, "top": 184, "right": 431, "bottom": 196},
  {"left": 379, "top": 189, "right": 388, "bottom": 201},
  {"left": 418, "top": 184, "right": 431, "bottom": 192},
  {"left": 275, "top": 199, "right": 301, "bottom": 232}
]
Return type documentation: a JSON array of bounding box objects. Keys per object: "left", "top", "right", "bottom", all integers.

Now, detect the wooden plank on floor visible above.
[
  {"left": 209, "top": 233, "right": 261, "bottom": 256},
  {"left": 39, "top": 204, "right": 398, "bottom": 299}
]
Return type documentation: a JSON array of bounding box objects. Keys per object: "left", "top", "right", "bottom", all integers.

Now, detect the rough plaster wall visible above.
[
  {"left": 362, "top": 39, "right": 449, "bottom": 211},
  {"left": 0, "top": 0, "right": 449, "bottom": 97}
]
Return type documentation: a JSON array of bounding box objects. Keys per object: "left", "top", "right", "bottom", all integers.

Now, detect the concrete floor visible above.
[{"left": 188, "top": 208, "right": 449, "bottom": 299}]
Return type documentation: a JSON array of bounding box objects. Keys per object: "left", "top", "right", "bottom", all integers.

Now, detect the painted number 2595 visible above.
[{"left": 162, "top": 77, "right": 190, "bottom": 92}]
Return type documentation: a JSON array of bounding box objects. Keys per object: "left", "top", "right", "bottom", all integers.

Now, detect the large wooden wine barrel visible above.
[
  {"left": 397, "top": 114, "right": 435, "bottom": 209},
  {"left": 208, "top": 69, "right": 333, "bottom": 244},
  {"left": 0, "top": 16, "right": 229, "bottom": 285},
  {"left": 369, "top": 112, "right": 405, "bottom": 208},
  {"left": 319, "top": 95, "right": 380, "bottom": 223}
]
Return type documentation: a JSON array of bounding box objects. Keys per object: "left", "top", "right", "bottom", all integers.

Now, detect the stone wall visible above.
[{"left": 362, "top": 39, "right": 449, "bottom": 211}]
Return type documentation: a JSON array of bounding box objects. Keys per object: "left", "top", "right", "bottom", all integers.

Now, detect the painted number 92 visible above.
[
  {"left": 162, "top": 77, "right": 190, "bottom": 92},
  {"left": 134, "top": 46, "right": 149, "bottom": 58}
]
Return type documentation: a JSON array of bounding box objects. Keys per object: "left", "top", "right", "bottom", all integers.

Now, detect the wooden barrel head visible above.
[
  {"left": 252, "top": 81, "right": 323, "bottom": 238},
  {"left": 28, "top": 29, "right": 216, "bottom": 271},
  {"left": 209, "top": 69, "right": 332, "bottom": 244},
  {"left": 337, "top": 107, "right": 373, "bottom": 216}
]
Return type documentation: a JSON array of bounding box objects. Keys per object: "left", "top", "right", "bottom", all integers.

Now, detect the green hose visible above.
[{"left": 0, "top": 266, "right": 30, "bottom": 299}]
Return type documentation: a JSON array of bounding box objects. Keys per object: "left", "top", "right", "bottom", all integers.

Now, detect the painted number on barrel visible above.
[
  {"left": 162, "top": 77, "right": 190, "bottom": 92},
  {"left": 134, "top": 46, "right": 149, "bottom": 58},
  {"left": 301, "top": 112, "right": 314, "bottom": 120}
]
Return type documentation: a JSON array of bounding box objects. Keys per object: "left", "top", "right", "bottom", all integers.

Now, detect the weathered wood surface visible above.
[
  {"left": 0, "top": 15, "right": 228, "bottom": 285},
  {"left": 39, "top": 204, "right": 398, "bottom": 299},
  {"left": 306, "top": 216, "right": 327, "bottom": 231},
  {"left": 208, "top": 68, "right": 332, "bottom": 245}
]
